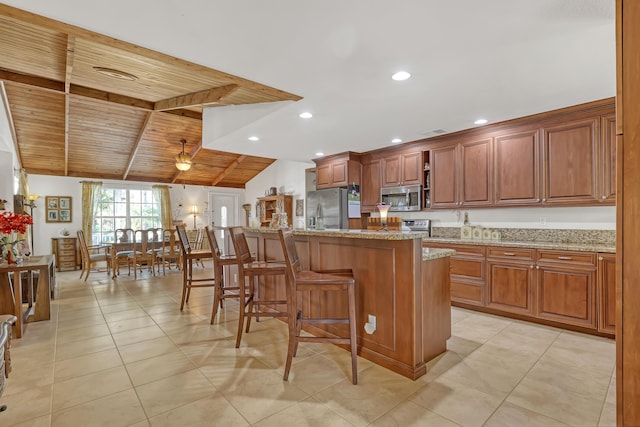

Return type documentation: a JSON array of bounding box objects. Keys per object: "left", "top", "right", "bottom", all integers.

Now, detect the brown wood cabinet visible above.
[
  {"left": 428, "top": 243, "right": 486, "bottom": 306},
  {"left": 597, "top": 253, "right": 616, "bottom": 334},
  {"left": 257, "top": 195, "right": 293, "bottom": 227},
  {"left": 430, "top": 137, "right": 493, "bottom": 208},
  {"left": 541, "top": 118, "right": 600, "bottom": 205},
  {"left": 494, "top": 129, "right": 541, "bottom": 206},
  {"left": 381, "top": 151, "right": 422, "bottom": 187},
  {"left": 313, "top": 152, "right": 361, "bottom": 190},
  {"left": 601, "top": 114, "right": 617, "bottom": 203},
  {"left": 51, "top": 237, "right": 79, "bottom": 271},
  {"left": 486, "top": 247, "right": 535, "bottom": 315},
  {"left": 361, "top": 158, "right": 381, "bottom": 212},
  {"left": 424, "top": 241, "right": 613, "bottom": 335},
  {"left": 532, "top": 249, "right": 597, "bottom": 329}
]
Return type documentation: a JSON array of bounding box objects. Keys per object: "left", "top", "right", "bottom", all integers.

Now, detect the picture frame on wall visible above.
[{"left": 46, "top": 196, "right": 72, "bottom": 223}]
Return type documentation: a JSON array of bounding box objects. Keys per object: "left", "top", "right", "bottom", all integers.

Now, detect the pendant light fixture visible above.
[{"left": 175, "top": 139, "right": 192, "bottom": 171}]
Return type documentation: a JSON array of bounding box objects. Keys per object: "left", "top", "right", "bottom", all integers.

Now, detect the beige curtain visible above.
[
  {"left": 152, "top": 185, "right": 173, "bottom": 229},
  {"left": 17, "top": 168, "right": 29, "bottom": 246},
  {"left": 81, "top": 181, "right": 103, "bottom": 245}
]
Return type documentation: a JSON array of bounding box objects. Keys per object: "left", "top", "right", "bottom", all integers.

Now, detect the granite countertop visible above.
[
  {"left": 243, "top": 227, "right": 431, "bottom": 240},
  {"left": 422, "top": 248, "right": 456, "bottom": 261},
  {"left": 422, "top": 237, "right": 616, "bottom": 253}
]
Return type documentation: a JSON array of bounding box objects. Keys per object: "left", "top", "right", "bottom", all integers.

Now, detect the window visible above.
[{"left": 92, "top": 188, "right": 161, "bottom": 244}]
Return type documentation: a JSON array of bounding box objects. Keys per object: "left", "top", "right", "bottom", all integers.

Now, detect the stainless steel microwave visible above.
[{"left": 380, "top": 184, "right": 422, "bottom": 211}]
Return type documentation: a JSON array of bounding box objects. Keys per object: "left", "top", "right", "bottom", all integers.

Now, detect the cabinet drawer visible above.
[
  {"left": 59, "top": 240, "right": 75, "bottom": 250},
  {"left": 487, "top": 247, "right": 535, "bottom": 261},
  {"left": 537, "top": 250, "right": 596, "bottom": 267},
  {"left": 58, "top": 254, "right": 76, "bottom": 262},
  {"left": 451, "top": 280, "right": 484, "bottom": 306},
  {"left": 450, "top": 257, "right": 485, "bottom": 280},
  {"left": 425, "top": 243, "right": 485, "bottom": 257}
]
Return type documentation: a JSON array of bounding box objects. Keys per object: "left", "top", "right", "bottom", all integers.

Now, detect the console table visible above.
[{"left": 0, "top": 255, "right": 55, "bottom": 338}]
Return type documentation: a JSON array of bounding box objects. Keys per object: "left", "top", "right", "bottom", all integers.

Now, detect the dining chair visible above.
[
  {"left": 205, "top": 226, "right": 240, "bottom": 323},
  {"left": 113, "top": 228, "right": 135, "bottom": 276},
  {"left": 228, "top": 226, "right": 287, "bottom": 348},
  {"left": 176, "top": 225, "right": 215, "bottom": 310},
  {"left": 156, "top": 229, "right": 181, "bottom": 274},
  {"left": 277, "top": 228, "right": 358, "bottom": 384},
  {"left": 76, "top": 230, "right": 110, "bottom": 281},
  {"left": 129, "top": 229, "right": 155, "bottom": 279}
]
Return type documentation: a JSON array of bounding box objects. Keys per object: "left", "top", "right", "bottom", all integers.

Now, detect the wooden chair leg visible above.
[{"left": 348, "top": 283, "right": 358, "bottom": 385}]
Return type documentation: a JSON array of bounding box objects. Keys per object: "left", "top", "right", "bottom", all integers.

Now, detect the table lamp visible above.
[{"left": 377, "top": 203, "right": 390, "bottom": 231}]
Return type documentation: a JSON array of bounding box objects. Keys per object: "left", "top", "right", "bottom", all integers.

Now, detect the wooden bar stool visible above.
[
  {"left": 277, "top": 228, "right": 358, "bottom": 384},
  {"left": 204, "top": 226, "right": 240, "bottom": 323},
  {"left": 176, "top": 225, "right": 214, "bottom": 311},
  {"left": 228, "top": 226, "right": 287, "bottom": 348}
]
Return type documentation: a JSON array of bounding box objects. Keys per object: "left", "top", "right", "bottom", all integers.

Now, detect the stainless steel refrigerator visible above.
[{"left": 306, "top": 188, "right": 349, "bottom": 229}]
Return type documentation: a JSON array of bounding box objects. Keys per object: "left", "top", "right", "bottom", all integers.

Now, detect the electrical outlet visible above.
[
  {"left": 368, "top": 314, "right": 376, "bottom": 328},
  {"left": 234, "top": 273, "right": 238, "bottom": 282},
  {"left": 539, "top": 216, "right": 547, "bottom": 226}
]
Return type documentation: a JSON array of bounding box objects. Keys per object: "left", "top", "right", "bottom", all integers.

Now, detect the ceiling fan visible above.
[{"left": 175, "top": 139, "right": 192, "bottom": 171}]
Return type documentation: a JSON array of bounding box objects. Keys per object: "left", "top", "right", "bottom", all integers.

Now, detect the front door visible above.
[{"left": 209, "top": 193, "right": 240, "bottom": 254}]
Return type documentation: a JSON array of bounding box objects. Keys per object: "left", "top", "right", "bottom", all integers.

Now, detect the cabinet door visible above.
[
  {"left": 487, "top": 260, "right": 535, "bottom": 315},
  {"left": 536, "top": 265, "right": 596, "bottom": 329},
  {"left": 400, "top": 152, "right": 422, "bottom": 185},
  {"left": 460, "top": 137, "right": 493, "bottom": 206},
  {"left": 361, "top": 159, "right": 381, "bottom": 212},
  {"left": 331, "top": 161, "right": 348, "bottom": 187},
  {"left": 598, "top": 253, "right": 616, "bottom": 334},
  {"left": 494, "top": 129, "right": 540, "bottom": 206},
  {"left": 430, "top": 145, "right": 458, "bottom": 208},
  {"left": 316, "top": 164, "right": 332, "bottom": 189},
  {"left": 541, "top": 118, "right": 599, "bottom": 204},
  {"left": 381, "top": 155, "right": 401, "bottom": 187},
  {"left": 600, "top": 114, "right": 617, "bottom": 203}
]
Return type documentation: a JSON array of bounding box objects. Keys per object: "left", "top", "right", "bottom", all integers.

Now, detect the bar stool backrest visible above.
[
  {"left": 228, "top": 226, "right": 253, "bottom": 265},
  {"left": 176, "top": 225, "right": 192, "bottom": 255}
]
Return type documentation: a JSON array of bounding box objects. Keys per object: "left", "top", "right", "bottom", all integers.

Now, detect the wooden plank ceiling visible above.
[{"left": 0, "top": 4, "right": 302, "bottom": 188}]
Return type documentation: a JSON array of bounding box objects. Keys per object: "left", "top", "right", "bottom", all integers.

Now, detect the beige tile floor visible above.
[{"left": 0, "top": 265, "right": 616, "bottom": 427}]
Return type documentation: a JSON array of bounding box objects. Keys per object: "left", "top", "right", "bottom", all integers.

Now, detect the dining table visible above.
[{"left": 0, "top": 255, "right": 55, "bottom": 338}]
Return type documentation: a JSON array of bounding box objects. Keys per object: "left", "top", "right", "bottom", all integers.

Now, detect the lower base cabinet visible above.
[
  {"left": 425, "top": 242, "right": 613, "bottom": 336},
  {"left": 598, "top": 253, "right": 616, "bottom": 334}
]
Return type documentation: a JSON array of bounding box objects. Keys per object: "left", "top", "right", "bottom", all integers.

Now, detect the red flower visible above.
[{"left": 0, "top": 211, "right": 34, "bottom": 235}]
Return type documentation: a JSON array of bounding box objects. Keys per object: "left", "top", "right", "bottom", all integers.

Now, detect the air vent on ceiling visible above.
[{"left": 420, "top": 128, "right": 448, "bottom": 137}]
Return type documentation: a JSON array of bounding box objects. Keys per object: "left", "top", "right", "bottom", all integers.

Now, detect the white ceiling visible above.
[{"left": 5, "top": 0, "right": 615, "bottom": 162}]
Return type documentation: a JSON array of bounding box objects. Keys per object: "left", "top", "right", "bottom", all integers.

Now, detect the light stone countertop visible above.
[
  {"left": 422, "top": 237, "right": 616, "bottom": 254},
  {"left": 422, "top": 248, "right": 456, "bottom": 261},
  {"left": 244, "top": 227, "right": 431, "bottom": 241}
]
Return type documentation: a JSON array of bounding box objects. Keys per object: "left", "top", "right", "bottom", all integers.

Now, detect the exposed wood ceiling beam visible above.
[
  {"left": 163, "top": 109, "right": 203, "bottom": 121},
  {"left": 154, "top": 84, "right": 239, "bottom": 111},
  {"left": 211, "top": 155, "right": 247, "bottom": 186},
  {"left": 0, "top": 68, "right": 64, "bottom": 92},
  {"left": 0, "top": 82, "right": 22, "bottom": 168},
  {"left": 64, "top": 35, "right": 76, "bottom": 176},
  {"left": 122, "top": 112, "right": 154, "bottom": 180},
  {"left": 70, "top": 85, "right": 154, "bottom": 110}
]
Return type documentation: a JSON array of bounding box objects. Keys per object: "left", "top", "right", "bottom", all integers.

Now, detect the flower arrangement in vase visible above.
[{"left": 0, "top": 211, "right": 33, "bottom": 264}]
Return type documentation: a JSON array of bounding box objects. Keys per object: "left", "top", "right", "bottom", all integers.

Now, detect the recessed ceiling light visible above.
[
  {"left": 93, "top": 66, "right": 138, "bottom": 81},
  {"left": 391, "top": 138, "right": 402, "bottom": 143},
  {"left": 315, "top": 152, "right": 324, "bottom": 157},
  {"left": 474, "top": 118, "right": 488, "bottom": 125},
  {"left": 248, "top": 136, "right": 259, "bottom": 141},
  {"left": 299, "top": 112, "right": 313, "bottom": 119},
  {"left": 392, "top": 71, "right": 411, "bottom": 81}
]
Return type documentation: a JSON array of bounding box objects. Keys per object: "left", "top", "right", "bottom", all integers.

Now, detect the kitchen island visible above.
[{"left": 243, "top": 228, "right": 454, "bottom": 380}]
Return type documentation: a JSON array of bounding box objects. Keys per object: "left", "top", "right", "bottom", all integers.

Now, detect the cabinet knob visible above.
[
  {"left": 530, "top": 265, "right": 534, "bottom": 269},
  {"left": 537, "top": 198, "right": 541, "bottom": 202},
  {"left": 542, "top": 198, "right": 546, "bottom": 202},
  {"left": 535, "top": 265, "right": 539, "bottom": 269},
  {"left": 598, "top": 256, "right": 604, "bottom": 261},
  {"left": 601, "top": 196, "right": 606, "bottom": 201}
]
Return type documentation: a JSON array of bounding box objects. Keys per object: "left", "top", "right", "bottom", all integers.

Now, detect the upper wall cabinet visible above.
[
  {"left": 541, "top": 117, "right": 599, "bottom": 205},
  {"left": 381, "top": 151, "right": 422, "bottom": 187},
  {"left": 314, "top": 152, "right": 362, "bottom": 190},
  {"left": 361, "top": 158, "right": 382, "bottom": 212},
  {"left": 494, "top": 114, "right": 615, "bottom": 207},
  {"left": 430, "top": 137, "right": 493, "bottom": 209}
]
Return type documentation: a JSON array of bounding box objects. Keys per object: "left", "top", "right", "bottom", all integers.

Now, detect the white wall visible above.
[
  {"left": 244, "top": 159, "right": 314, "bottom": 229},
  {"left": 26, "top": 175, "right": 245, "bottom": 255}
]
